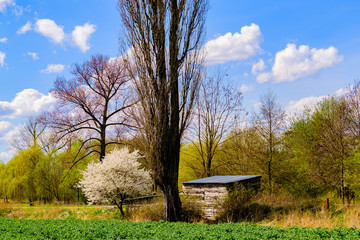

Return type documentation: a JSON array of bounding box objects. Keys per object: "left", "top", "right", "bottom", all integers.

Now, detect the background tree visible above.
[
  {"left": 252, "top": 91, "right": 286, "bottom": 194},
  {"left": 220, "top": 125, "right": 264, "bottom": 176},
  {"left": 118, "top": 0, "right": 208, "bottom": 221},
  {"left": 10, "top": 117, "right": 47, "bottom": 150},
  {"left": 186, "top": 72, "right": 242, "bottom": 177},
  {"left": 79, "top": 148, "right": 152, "bottom": 217},
  {"left": 44, "top": 54, "right": 133, "bottom": 163},
  {"left": 288, "top": 97, "right": 360, "bottom": 203}
]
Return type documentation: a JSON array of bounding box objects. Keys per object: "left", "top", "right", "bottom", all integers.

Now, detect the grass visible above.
[
  {"left": 0, "top": 200, "right": 123, "bottom": 220},
  {"left": 260, "top": 205, "right": 360, "bottom": 229},
  {"left": 2, "top": 197, "right": 360, "bottom": 229}
]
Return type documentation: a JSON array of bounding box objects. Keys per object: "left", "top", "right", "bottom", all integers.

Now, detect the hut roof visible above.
[{"left": 182, "top": 175, "right": 261, "bottom": 185}]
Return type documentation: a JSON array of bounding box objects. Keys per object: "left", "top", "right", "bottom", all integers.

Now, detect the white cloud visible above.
[
  {"left": 71, "top": 23, "right": 96, "bottom": 52},
  {"left": 258, "top": 44, "right": 343, "bottom": 83},
  {"left": 41, "top": 64, "right": 64, "bottom": 73},
  {"left": 14, "top": 4, "right": 22, "bottom": 16},
  {"left": 334, "top": 87, "right": 348, "bottom": 97},
  {"left": 34, "top": 19, "right": 65, "bottom": 44},
  {"left": 285, "top": 87, "right": 348, "bottom": 117},
  {"left": 27, "top": 52, "right": 39, "bottom": 60},
  {"left": 20, "top": 19, "right": 96, "bottom": 52},
  {"left": 204, "top": 23, "right": 262, "bottom": 65},
  {"left": 0, "top": 124, "right": 22, "bottom": 161},
  {"left": 17, "top": 21, "right": 32, "bottom": 34},
  {"left": 285, "top": 96, "right": 325, "bottom": 116},
  {"left": 0, "top": 0, "right": 14, "bottom": 13},
  {"left": 0, "top": 121, "right": 11, "bottom": 133},
  {"left": 0, "top": 89, "right": 56, "bottom": 119},
  {"left": 253, "top": 101, "right": 263, "bottom": 109},
  {"left": 0, "top": 51, "right": 5, "bottom": 67},
  {"left": 0, "top": 37, "right": 7, "bottom": 43},
  {"left": 256, "top": 72, "right": 271, "bottom": 83},
  {"left": 239, "top": 84, "right": 253, "bottom": 93},
  {"left": 252, "top": 59, "right": 266, "bottom": 75},
  {"left": 0, "top": 149, "right": 16, "bottom": 161}
]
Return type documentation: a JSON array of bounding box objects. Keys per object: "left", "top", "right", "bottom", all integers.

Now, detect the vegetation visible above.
[
  {"left": 2, "top": 218, "right": 360, "bottom": 239},
  {"left": 79, "top": 148, "right": 152, "bottom": 216},
  {"left": 1, "top": 0, "right": 360, "bottom": 227}
]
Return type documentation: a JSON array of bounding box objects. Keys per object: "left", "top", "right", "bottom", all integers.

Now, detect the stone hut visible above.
[{"left": 182, "top": 175, "right": 262, "bottom": 219}]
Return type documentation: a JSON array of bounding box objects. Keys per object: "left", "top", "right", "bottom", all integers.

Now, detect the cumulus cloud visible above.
[
  {"left": 256, "top": 72, "right": 272, "bottom": 83},
  {"left": 0, "top": 149, "right": 15, "bottom": 160},
  {"left": 204, "top": 23, "right": 262, "bottom": 65},
  {"left": 239, "top": 84, "right": 253, "bottom": 93},
  {"left": 285, "top": 96, "right": 325, "bottom": 116},
  {"left": 0, "top": 51, "right": 5, "bottom": 67},
  {"left": 0, "top": 0, "right": 14, "bottom": 13},
  {"left": 0, "top": 89, "right": 56, "bottom": 119},
  {"left": 17, "top": 21, "right": 32, "bottom": 34},
  {"left": 0, "top": 124, "right": 22, "bottom": 161},
  {"left": 18, "top": 19, "right": 96, "bottom": 52},
  {"left": 41, "top": 64, "right": 64, "bottom": 73},
  {"left": 257, "top": 44, "right": 343, "bottom": 83},
  {"left": 0, "top": 121, "right": 11, "bottom": 133},
  {"left": 34, "top": 19, "right": 65, "bottom": 44},
  {"left": 252, "top": 59, "right": 266, "bottom": 75},
  {"left": 285, "top": 87, "right": 348, "bottom": 117},
  {"left": 27, "top": 52, "right": 39, "bottom": 60},
  {"left": 71, "top": 23, "right": 96, "bottom": 52},
  {"left": 0, "top": 37, "right": 7, "bottom": 43}
]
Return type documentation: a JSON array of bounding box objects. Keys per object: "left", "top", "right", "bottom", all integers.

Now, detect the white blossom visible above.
[{"left": 78, "top": 147, "right": 152, "bottom": 215}]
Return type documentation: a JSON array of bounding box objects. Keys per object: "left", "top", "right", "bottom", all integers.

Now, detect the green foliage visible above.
[
  {"left": 0, "top": 139, "right": 95, "bottom": 204},
  {"left": 1, "top": 218, "right": 360, "bottom": 239},
  {"left": 285, "top": 96, "right": 360, "bottom": 200}
]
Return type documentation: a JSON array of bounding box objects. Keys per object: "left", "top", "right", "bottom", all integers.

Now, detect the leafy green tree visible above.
[{"left": 288, "top": 97, "right": 360, "bottom": 202}]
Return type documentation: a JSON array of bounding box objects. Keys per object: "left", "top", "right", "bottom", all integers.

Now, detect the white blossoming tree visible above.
[{"left": 79, "top": 147, "right": 152, "bottom": 216}]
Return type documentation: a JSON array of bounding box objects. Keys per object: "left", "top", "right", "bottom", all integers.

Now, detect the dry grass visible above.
[
  {"left": 3, "top": 197, "right": 360, "bottom": 229},
  {"left": 0, "top": 200, "right": 123, "bottom": 220},
  {"left": 259, "top": 205, "right": 360, "bottom": 228},
  {"left": 253, "top": 193, "right": 360, "bottom": 228}
]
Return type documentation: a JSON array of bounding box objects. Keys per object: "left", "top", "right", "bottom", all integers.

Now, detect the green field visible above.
[{"left": 1, "top": 218, "right": 360, "bottom": 240}]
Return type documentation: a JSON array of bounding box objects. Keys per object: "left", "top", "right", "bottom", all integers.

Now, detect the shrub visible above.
[
  {"left": 181, "top": 195, "right": 204, "bottom": 222},
  {"left": 217, "top": 183, "right": 270, "bottom": 222}
]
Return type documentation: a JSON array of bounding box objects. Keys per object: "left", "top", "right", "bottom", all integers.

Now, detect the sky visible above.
[{"left": 0, "top": 0, "right": 359, "bottom": 161}]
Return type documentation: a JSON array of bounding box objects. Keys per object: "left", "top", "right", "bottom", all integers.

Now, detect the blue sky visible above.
[{"left": 0, "top": 0, "right": 359, "bottom": 160}]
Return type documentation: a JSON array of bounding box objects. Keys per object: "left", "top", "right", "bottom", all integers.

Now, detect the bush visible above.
[
  {"left": 217, "top": 183, "right": 271, "bottom": 222},
  {"left": 181, "top": 195, "right": 204, "bottom": 222}
]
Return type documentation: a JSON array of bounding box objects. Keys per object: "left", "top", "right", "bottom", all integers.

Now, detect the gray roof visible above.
[{"left": 182, "top": 175, "right": 262, "bottom": 185}]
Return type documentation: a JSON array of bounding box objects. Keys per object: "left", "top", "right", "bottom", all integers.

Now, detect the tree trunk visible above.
[
  {"left": 162, "top": 182, "right": 181, "bottom": 222},
  {"left": 114, "top": 199, "right": 125, "bottom": 217}
]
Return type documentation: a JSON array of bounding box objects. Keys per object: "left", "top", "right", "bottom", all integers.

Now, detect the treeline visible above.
[
  {"left": 0, "top": 140, "right": 94, "bottom": 204},
  {"left": 1, "top": 54, "right": 360, "bottom": 205},
  {"left": 180, "top": 83, "right": 360, "bottom": 204}
]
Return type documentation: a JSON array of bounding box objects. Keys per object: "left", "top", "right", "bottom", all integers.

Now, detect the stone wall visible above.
[{"left": 182, "top": 184, "right": 229, "bottom": 219}]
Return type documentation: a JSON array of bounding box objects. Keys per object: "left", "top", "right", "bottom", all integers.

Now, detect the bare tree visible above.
[
  {"left": 187, "top": 72, "right": 242, "bottom": 177},
  {"left": 118, "top": 0, "right": 208, "bottom": 221},
  {"left": 43, "top": 54, "right": 133, "bottom": 162},
  {"left": 10, "top": 116, "right": 48, "bottom": 151},
  {"left": 253, "top": 91, "right": 286, "bottom": 194}
]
